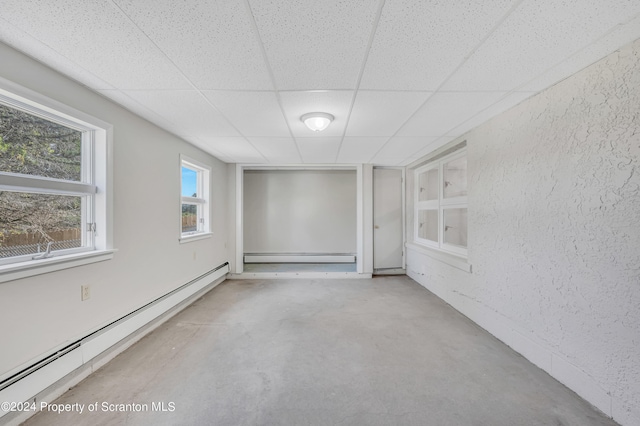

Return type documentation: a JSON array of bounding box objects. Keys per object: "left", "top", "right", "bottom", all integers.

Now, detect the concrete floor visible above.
[{"left": 23, "top": 276, "right": 616, "bottom": 426}]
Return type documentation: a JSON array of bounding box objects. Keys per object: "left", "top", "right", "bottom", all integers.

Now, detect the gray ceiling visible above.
[{"left": 1, "top": 0, "right": 639, "bottom": 165}]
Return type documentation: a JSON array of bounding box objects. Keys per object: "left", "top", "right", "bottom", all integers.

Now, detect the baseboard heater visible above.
[
  {"left": 0, "top": 262, "right": 229, "bottom": 419},
  {"left": 244, "top": 253, "right": 356, "bottom": 263}
]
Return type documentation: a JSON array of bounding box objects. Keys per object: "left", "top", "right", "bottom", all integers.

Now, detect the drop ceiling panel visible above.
[
  {"left": 203, "top": 91, "right": 289, "bottom": 137},
  {"left": 346, "top": 91, "right": 430, "bottom": 137},
  {"left": 123, "top": 90, "right": 240, "bottom": 138},
  {"left": 198, "top": 137, "right": 267, "bottom": 164},
  {"left": 443, "top": 1, "right": 640, "bottom": 91},
  {"left": 248, "top": 0, "right": 379, "bottom": 90},
  {"left": 296, "top": 137, "right": 343, "bottom": 163},
  {"left": 397, "top": 92, "right": 506, "bottom": 137},
  {"left": 98, "top": 90, "right": 173, "bottom": 127},
  {"left": 370, "top": 136, "right": 440, "bottom": 164},
  {"left": 0, "top": 0, "right": 191, "bottom": 90},
  {"left": 280, "top": 91, "right": 354, "bottom": 138},
  {"left": 519, "top": 13, "right": 640, "bottom": 92},
  {"left": 337, "top": 137, "right": 389, "bottom": 164},
  {"left": 247, "top": 137, "right": 302, "bottom": 163},
  {"left": 447, "top": 91, "right": 535, "bottom": 137},
  {"left": 0, "top": 21, "right": 114, "bottom": 91},
  {"left": 360, "top": 0, "right": 519, "bottom": 90},
  {"left": 114, "top": 0, "right": 273, "bottom": 90}
]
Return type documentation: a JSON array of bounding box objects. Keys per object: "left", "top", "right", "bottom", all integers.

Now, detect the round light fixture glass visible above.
[{"left": 301, "top": 112, "right": 334, "bottom": 132}]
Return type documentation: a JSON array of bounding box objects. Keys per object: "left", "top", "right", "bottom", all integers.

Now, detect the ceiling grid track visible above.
[
  {"left": 332, "top": 0, "right": 388, "bottom": 163},
  {"left": 243, "top": 0, "right": 304, "bottom": 164},
  {"left": 366, "top": 0, "right": 527, "bottom": 164},
  {"left": 108, "top": 0, "right": 269, "bottom": 164}
]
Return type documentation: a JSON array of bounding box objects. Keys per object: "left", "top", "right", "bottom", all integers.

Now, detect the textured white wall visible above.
[
  {"left": 0, "top": 43, "right": 229, "bottom": 379},
  {"left": 407, "top": 39, "right": 640, "bottom": 425},
  {"left": 243, "top": 170, "right": 357, "bottom": 254}
]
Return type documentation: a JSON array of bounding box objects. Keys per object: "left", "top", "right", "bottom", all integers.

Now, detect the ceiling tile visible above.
[
  {"left": 399, "top": 139, "right": 454, "bottom": 166},
  {"left": 346, "top": 91, "right": 430, "bottom": 137},
  {"left": 397, "top": 92, "right": 506, "bottom": 137},
  {"left": 247, "top": 137, "right": 302, "bottom": 163},
  {"left": 203, "top": 91, "right": 289, "bottom": 137},
  {"left": 370, "top": 136, "right": 440, "bottom": 164},
  {"left": 279, "top": 91, "right": 354, "bottom": 138},
  {"left": 0, "top": 20, "right": 114, "bottom": 90},
  {"left": 443, "top": 0, "right": 640, "bottom": 91},
  {"left": 360, "top": 0, "right": 519, "bottom": 90},
  {"left": 336, "top": 137, "right": 389, "bottom": 163},
  {"left": 198, "top": 137, "right": 267, "bottom": 164},
  {"left": 114, "top": 0, "right": 274, "bottom": 90},
  {"left": 97, "top": 90, "right": 172, "bottom": 126},
  {"left": 123, "top": 90, "right": 240, "bottom": 138},
  {"left": 519, "top": 13, "right": 640, "bottom": 92},
  {"left": 0, "top": 0, "right": 191, "bottom": 90},
  {"left": 248, "top": 0, "right": 379, "bottom": 90},
  {"left": 447, "top": 91, "right": 535, "bottom": 137},
  {"left": 296, "top": 137, "right": 342, "bottom": 163}
]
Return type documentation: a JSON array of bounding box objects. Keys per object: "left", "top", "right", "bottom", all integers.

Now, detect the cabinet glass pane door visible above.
[
  {"left": 418, "top": 168, "right": 439, "bottom": 201},
  {"left": 444, "top": 208, "right": 467, "bottom": 248},
  {"left": 443, "top": 156, "right": 467, "bottom": 198},
  {"left": 418, "top": 209, "right": 438, "bottom": 242}
]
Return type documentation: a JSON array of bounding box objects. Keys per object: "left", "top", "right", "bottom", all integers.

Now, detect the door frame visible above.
[{"left": 372, "top": 166, "right": 406, "bottom": 272}]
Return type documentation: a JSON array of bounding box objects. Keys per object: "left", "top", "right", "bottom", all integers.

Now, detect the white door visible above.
[{"left": 373, "top": 168, "right": 403, "bottom": 271}]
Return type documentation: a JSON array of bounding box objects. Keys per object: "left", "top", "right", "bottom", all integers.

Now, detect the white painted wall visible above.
[
  {"left": 243, "top": 170, "right": 357, "bottom": 254},
  {"left": 406, "top": 39, "right": 640, "bottom": 426},
  {"left": 0, "top": 43, "right": 229, "bottom": 381}
]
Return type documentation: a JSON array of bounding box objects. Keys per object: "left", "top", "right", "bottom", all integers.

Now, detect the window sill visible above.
[
  {"left": 406, "top": 242, "right": 472, "bottom": 273},
  {"left": 179, "top": 232, "right": 213, "bottom": 244},
  {"left": 0, "top": 249, "right": 116, "bottom": 284}
]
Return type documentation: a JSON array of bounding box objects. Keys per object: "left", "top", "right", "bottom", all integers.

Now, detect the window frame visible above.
[
  {"left": 179, "top": 155, "right": 211, "bottom": 242},
  {"left": 414, "top": 148, "right": 467, "bottom": 257},
  {"left": 0, "top": 77, "right": 113, "bottom": 282}
]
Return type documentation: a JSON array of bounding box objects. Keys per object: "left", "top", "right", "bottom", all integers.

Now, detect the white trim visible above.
[
  {"left": 0, "top": 172, "right": 96, "bottom": 195},
  {"left": 235, "top": 164, "right": 244, "bottom": 274},
  {"left": 0, "top": 250, "right": 116, "bottom": 284},
  {"left": 406, "top": 242, "right": 471, "bottom": 273},
  {"left": 230, "top": 272, "right": 371, "bottom": 280},
  {"left": 244, "top": 254, "right": 356, "bottom": 263},
  {"left": 179, "top": 232, "right": 213, "bottom": 244}
]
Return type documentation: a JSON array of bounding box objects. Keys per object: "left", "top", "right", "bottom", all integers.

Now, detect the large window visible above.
[
  {"left": 180, "top": 156, "right": 210, "bottom": 240},
  {"left": 414, "top": 149, "right": 467, "bottom": 256},
  {"left": 0, "top": 83, "right": 110, "bottom": 272}
]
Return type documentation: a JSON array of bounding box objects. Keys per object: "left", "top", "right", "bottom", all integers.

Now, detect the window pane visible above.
[
  {"left": 0, "top": 191, "right": 82, "bottom": 258},
  {"left": 444, "top": 208, "right": 467, "bottom": 248},
  {"left": 181, "top": 203, "right": 198, "bottom": 233},
  {"left": 181, "top": 166, "right": 198, "bottom": 197},
  {"left": 417, "top": 209, "right": 438, "bottom": 242},
  {"left": 418, "top": 168, "right": 439, "bottom": 201},
  {"left": 443, "top": 156, "right": 467, "bottom": 198},
  {"left": 0, "top": 103, "right": 82, "bottom": 181}
]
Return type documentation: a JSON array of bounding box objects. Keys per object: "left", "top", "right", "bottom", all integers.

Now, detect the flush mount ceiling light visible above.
[{"left": 301, "top": 112, "right": 334, "bottom": 132}]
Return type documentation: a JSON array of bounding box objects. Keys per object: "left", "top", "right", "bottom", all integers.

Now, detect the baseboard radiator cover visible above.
[
  {"left": 244, "top": 253, "right": 356, "bottom": 263},
  {"left": 0, "top": 262, "right": 229, "bottom": 422}
]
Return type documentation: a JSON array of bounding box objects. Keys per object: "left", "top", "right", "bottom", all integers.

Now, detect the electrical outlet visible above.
[{"left": 81, "top": 285, "right": 90, "bottom": 301}]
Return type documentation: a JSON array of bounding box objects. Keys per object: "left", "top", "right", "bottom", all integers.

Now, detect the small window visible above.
[
  {"left": 0, "top": 96, "right": 105, "bottom": 266},
  {"left": 180, "top": 156, "right": 210, "bottom": 240},
  {"left": 414, "top": 149, "right": 467, "bottom": 256}
]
